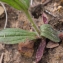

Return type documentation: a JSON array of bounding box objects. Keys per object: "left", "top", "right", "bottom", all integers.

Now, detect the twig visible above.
[
  {"left": 44, "top": 10, "right": 56, "bottom": 17},
  {"left": 0, "top": 2, "right": 8, "bottom": 29},
  {"left": 30, "top": 0, "right": 33, "bottom": 6},
  {"left": 0, "top": 53, "right": 4, "bottom": 63}
]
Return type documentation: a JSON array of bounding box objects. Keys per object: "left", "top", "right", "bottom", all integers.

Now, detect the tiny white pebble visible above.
[
  {"left": 57, "top": 6, "right": 62, "bottom": 9},
  {"left": 33, "top": 61, "right": 36, "bottom": 63},
  {"left": 54, "top": 2, "right": 58, "bottom": 7}
]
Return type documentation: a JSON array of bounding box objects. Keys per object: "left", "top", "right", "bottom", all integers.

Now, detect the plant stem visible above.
[{"left": 25, "top": 11, "right": 40, "bottom": 36}]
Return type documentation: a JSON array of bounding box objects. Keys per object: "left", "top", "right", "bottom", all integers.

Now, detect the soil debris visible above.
[
  {"left": 0, "top": 6, "right": 4, "bottom": 18},
  {"left": 46, "top": 41, "right": 59, "bottom": 48},
  {"left": 18, "top": 41, "right": 34, "bottom": 57},
  {"left": 0, "top": 0, "right": 63, "bottom": 63}
]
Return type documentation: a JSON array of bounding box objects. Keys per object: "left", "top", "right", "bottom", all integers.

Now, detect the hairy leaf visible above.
[
  {"left": 0, "top": 28, "right": 37, "bottom": 44},
  {"left": 0, "top": 0, "right": 40, "bottom": 35},
  {"left": 40, "top": 24, "right": 60, "bottom": 42}
]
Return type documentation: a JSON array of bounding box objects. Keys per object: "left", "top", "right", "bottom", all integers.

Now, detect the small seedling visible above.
[{"left": 0, "top": 0, "right": 61, "bottom": 63}]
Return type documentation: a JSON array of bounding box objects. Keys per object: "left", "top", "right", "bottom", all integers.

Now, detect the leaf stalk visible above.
[{"left": 25, "top": 11, "right": 40, "bottom": 36}]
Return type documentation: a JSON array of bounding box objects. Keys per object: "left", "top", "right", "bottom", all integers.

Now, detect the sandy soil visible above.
[{"left": 0, "top": 0, "right": 63, "bottom": 63}]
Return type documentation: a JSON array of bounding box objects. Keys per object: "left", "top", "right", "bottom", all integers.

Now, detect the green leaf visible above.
[
  {"left": 24, "top": 0, "right": 30, "bottom": 7},
  {"left": 0, "top": 0, "right": 30, "bottom": 11},
  {"left": 40, "top": 24, "right": 60, "bottom": 42},
  {"left": 0, "top": 28, "right": 37, "bottom": 44},
  {"left": 0, "top": 0, "right": 40, "bottom": 35}
]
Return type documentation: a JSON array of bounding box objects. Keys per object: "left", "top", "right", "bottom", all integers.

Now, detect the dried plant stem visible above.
[
  {"left": 30, "top": 0, "right": 33, "bottom": 6},
  {"left": 0, "top": 53, "right": 4, "bottom": 63},
  {"left": 0, "top": 2, "right": 8, "bottom": 29}
]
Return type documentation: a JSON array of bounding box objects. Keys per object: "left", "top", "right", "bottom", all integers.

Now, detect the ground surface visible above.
[{"left": 0, "top": 0, "right": 63, "bottom": 63}]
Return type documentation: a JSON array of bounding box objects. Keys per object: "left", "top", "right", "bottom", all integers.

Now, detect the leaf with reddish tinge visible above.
[
  {"left": 0, "top": 6, "right": 4, "bottom": 16},
  {"left": 42, "top": 13, "right": 48, "bottom": 24},
  {"left": 35, "top": 39, "right": 46, "bottom": 63},
  {"left": 59, "top": 32, "right": 63, "bottom": 39},
  {"left": 46, "top": 41, "right": 59, "bottom": 48}
]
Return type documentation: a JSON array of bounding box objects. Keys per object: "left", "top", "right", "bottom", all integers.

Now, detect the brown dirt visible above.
[{"left": 0, "top": 0, "right": 63, "bottom": 63}]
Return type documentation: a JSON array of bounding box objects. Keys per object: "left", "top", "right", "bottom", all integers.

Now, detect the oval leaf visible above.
[
  {"left": 0, "top": 28, "right": 37, "bottom": 44},
  {"left": 40, "top": 24, "right": 60, "bottom": 42}
]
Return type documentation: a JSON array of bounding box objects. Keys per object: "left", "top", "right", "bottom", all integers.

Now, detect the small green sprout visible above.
[
  {"left": 0, "top": 0, "right": 60, "bottom": 44},
  {"left": 0, "top": 0, "right": 61, "bottom": 63}
]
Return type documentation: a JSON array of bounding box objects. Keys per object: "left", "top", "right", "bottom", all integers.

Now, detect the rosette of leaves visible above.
[
  {"left": 0, "top": 0, "right": 60, "bottom": 44},
  {"left": 0, "top": 1, "right": 61, "bottom": 63},
  {"left": 0, "top": 24, "right": 60, "bottom": 44},
  {"left": 0, "top": 0, "right": 40, "bottom": 35}
]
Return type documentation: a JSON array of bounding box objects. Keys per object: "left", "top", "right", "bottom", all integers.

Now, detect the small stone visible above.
[
  {"left": 0, "top": 6, "right": 4, "bottom": 17},
  {"left": 46, "top": 41, "right": 59, "bottom": 48},
  {"left": 23, "top": 49, "right": 34, "bottom": 57},
  {"left": 18, "top": 41, "right": 34, "bottom": 49},
  {"left": 18, "top": 41, "right": 34, "bottom": 57}
]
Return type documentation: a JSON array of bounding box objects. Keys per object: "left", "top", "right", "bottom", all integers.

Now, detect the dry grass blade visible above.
[
  {"left": 0, "top": 6, "right": 4, "bottom": 16},
  {"left": 0, "top": 53, "right": 4, "bottom": 63},
  {"left": 0, "top": 2, "right": 8, "bottom": 29}
]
